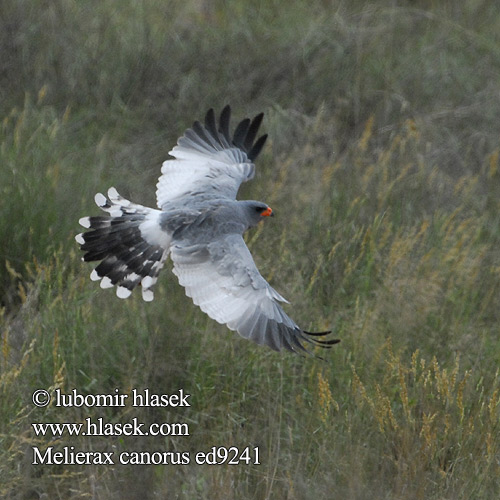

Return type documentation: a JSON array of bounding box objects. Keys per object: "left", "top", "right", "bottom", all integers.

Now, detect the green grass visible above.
[{"left": 1, "top": 0, "right": 500, "bottom": 498}]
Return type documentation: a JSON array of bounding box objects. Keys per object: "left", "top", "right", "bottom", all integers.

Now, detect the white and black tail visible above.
[{"left": 75, "top": 188, "right": 170, "bottom": 301}]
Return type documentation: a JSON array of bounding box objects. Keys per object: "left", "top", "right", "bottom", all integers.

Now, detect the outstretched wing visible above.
[
  {"left": 170, "top": 234, "right": 338, "bottom": 354},
  {"left": 156, "top": 106, "right": 268, "bottom": 209}
]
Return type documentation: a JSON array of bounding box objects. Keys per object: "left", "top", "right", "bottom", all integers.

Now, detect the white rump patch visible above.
[{"left": 139, "top": 212, "right": 171, "bottom": 248}]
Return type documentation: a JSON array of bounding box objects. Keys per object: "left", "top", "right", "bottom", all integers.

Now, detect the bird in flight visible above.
[{"left": 76, "top": 106, "right": 339, "bottom": 354}]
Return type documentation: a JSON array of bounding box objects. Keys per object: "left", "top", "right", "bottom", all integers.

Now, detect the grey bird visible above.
[{"left": 76, "top": 106, "right": 339, "bottom": 354}]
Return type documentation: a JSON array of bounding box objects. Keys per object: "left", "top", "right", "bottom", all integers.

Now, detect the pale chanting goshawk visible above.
[{"left": 76, "top": 106, "right": 339, "bottom": 354}]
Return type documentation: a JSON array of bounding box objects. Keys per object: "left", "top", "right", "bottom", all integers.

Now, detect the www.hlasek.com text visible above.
[{"left": 32, "top": 417, "right": 189, "bottom": 438}]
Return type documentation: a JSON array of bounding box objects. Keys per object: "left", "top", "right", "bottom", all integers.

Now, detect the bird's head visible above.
[{"left": 244, "top": 201, "right": 274, "bottom": 227}]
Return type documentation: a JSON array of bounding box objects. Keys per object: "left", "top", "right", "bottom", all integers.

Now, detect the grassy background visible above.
[{"left": 1, "top": 0, "right": 500, "bottom": 498}]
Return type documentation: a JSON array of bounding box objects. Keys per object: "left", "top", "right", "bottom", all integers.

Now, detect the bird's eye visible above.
[{"left": 255, "top": 206, "right": 265, "bottom": 213}]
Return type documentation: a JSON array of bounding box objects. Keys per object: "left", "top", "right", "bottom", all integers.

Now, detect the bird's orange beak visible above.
[{"left": 261, "top": 206, "right": 273, "bottom": 217}]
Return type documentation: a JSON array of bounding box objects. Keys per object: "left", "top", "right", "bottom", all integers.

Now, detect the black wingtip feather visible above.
[
  {"left": 248, "top": 134, "right": 268, "bottom": 161},
  {"left": 303, "top": 330, "right": 341, "bottom": 347},
  {"left": 184, "top": 106, "right": 268, "bottom": 163},
  {"left": 303, "top": 330, "right": 332, "bottom": 336},
  {"left": 244, "top": 112, "right": 264, "bottom": 151},
  {"left": 232, "top": 118, "right": 251, "bottom": 148},
  {"left": 192, "top": 121, "right": 212, "bottom": 146},
  {"left": 219, "top": 105, "right": 231, "bottom": 142},
  {"left": 204, "top": 108, "right": 218, "bottom": 141}
]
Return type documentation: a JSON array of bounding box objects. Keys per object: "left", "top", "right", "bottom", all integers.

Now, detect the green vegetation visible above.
[{"left": 1, "top": 0, "right": 500, "bottom": 498}]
